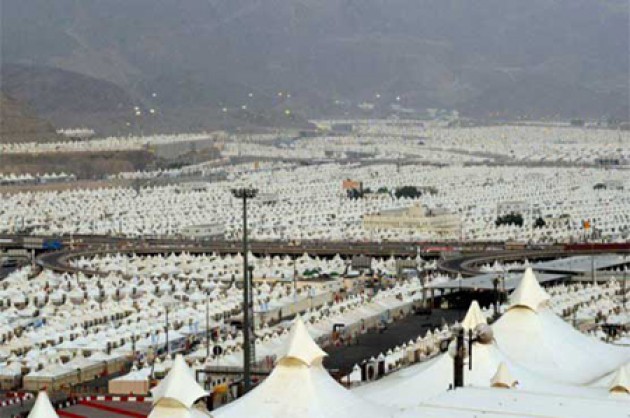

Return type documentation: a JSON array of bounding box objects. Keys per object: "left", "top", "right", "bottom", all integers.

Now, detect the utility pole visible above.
[
  {"left": 206, "top": 294, "right": 210, "bottom": 358},
  {"left": 293, "top": 257, "right": 298, "bottom": 298},
  {"left": 623, "top": 264, "right": 627, "bottom": 312},
  {"left": 492, "top": 277, "right": 499, "bottom": 318},
  {"left": 231, "top": 187, "right": 258, "bottom": 393},
  {"left": 165, "top": 306, "right": 169, "bottom": 356},
  {"left": 248, "top": 264, "right": 256, "bottom": 364},
  {"left": 453, "top": 326, "right": 464, "bottom": 388},
  {"left": 591, "top": 250, "right": 595, "bottom": 284}
]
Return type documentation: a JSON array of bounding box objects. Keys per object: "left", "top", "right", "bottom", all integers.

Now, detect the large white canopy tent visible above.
[
  {"left": 353, "top": 269, "right": 630, "bottom": 416},
  {"left": 492, "top": 268, "right": 630, "bottom": 384},
  {"left": 149, "top": 354, "right": 211, "bottom": 418},
  {"left": 214, "top": 317, "right": 392, "bottom": 418}
]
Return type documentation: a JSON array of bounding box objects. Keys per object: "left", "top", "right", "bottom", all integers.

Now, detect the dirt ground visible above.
[{"left": 0, "top": 150, "right": 156, "bottom": 179}]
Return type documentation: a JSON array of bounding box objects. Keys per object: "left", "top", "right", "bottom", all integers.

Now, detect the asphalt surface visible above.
[
  {"left": 2, "top": 233, "right": 628, "bottom": 278},
  {"left": 323, "top": 309, "right": 463, "bottom": 374},
  {"left": 438, "top": 248, "right": 630, "bottom": 276},
  {"left": 28, "top": 235, "right": 480, "bottom": 276},
  {"left": 1, "top": 392, "right": 69, "bottom": 418},
  {"left": 0, "top": 266, "right": 17, "bottom": 279}
]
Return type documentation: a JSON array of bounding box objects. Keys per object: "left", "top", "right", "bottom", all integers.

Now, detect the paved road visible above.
[
  {"left": 3, "top": 233, "right": 628, "bottom": 277},
  {"left": 0, "top": 266, "right": 18, "bottom": 279},
  {"left": 438, "top": 248, "right": 630, "bottom": 276},
  {"left": 29, "top": 235, "right": 500, "bottom": 276},
  {"left": 35, "top": 240, "right": 435, "bottom": 276},
  {"left": 323, "top": 309, "right": 463, "bottom": 374},
  {"left": 1, "top": 392, "right": 69, "bottom": 418}
]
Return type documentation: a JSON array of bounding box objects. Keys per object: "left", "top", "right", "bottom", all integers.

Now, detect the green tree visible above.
[
  {"left": 395, "top": 186, "right": 422, "bottom": 199},
  {"left": 495, "top": 212, "right": 524, "bottom": 227}
]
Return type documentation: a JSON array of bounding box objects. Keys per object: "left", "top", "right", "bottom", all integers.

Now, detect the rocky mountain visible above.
[
  {"left": 1, "top": 64, "right": 137, "bottom": 135},
  {"left": 0, "top": 93, "right": 60, "bottom": 143},
  {"left": 2, "top": 0, "right": 628, "bottom": 131}
]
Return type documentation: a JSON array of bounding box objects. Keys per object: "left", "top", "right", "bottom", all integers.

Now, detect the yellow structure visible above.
[{"left": 363, "top": 205, "right": 460, "bottom": 236}]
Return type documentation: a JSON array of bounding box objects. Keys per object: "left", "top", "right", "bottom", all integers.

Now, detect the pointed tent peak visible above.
[
  {"left": 509, "top": 267, "right": 550, "bottom": 312},
  {"left": 28, "top": 391, "right": 58, "bottom": 418},
  {"left": 149, "top": 402, "right": 213, "bottom": 418},
  {"left": 150, "top": 354, "right": 208, "bottom": 408},
  {"left": 491, "top": 362, "right": 517, "bottom": 389},
  {"left": 280, "top": 316, "right": 327, "bottom": 366},
  {"left": 461, "top": 300, "right": 486, "bottom": 331},
  {"left": 609, "top": 365, "right": 630, "bottom": 394}
]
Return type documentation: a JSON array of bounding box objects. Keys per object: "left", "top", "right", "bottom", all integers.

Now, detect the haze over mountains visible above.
[{"left": 2, "top": 0, "right": 628, "bottom": 135}]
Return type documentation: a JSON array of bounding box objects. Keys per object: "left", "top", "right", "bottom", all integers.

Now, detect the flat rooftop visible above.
[
  {"left": 531, "top": 254, "right": 629, "bottom": 274},
  {"left": 429, "top": 272, "right": 567, "bottom": 291}
]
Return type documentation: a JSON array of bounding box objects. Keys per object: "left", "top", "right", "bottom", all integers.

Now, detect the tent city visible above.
[
  {"left": 0, "top": 1, "right": 629, "bottom": 418},
  {"left": 1, "top": 122, "right": 628, "bottom": 418}
]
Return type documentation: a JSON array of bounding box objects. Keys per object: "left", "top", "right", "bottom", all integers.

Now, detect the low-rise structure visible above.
[
  {"left": 180, "top": 223, "right": 225, "bottom": 238},
  {"left": 363, "top": 205, "right": 460, "bottom": 237}
]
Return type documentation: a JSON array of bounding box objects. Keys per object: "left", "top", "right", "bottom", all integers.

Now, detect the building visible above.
[
  {"left": 331, "top": 123, "right": 353, "bottom": 133},
  {"left": 258, "top": 192, "right": 279, "bottom": 205},
  {"left": 363, "top": 205, "right": 460, "bottom": 236},
  {"left": 342, "top": 179, "right": 363, "bottom": 192},
  {"left": 180, "top": 223, "right": 225, "bottom": 238},
  {"left": 177, "top": 182, "right": 211, "bottom": 192}
]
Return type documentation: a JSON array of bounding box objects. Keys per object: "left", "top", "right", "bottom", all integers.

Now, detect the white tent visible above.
[
  {"left": 214, "top": 317, "right": 391, "bottom": 418},
  {"left": 508, "top": 267, "right": 550, "bottom": 312},
  {"left": 461, "top": 300, "right": 486, "bottom": 331},
  {"left": 609, "top": 365, "right": 630, "bottom": 394},
  {"left": 354, "top": 287, "right": 630, "bottom": 410},
  {"left": 490, "top": 362, "right": 517, "bottom": 388},
  {"left": 28, "top": 391, "right": 58, "bottom": 418},
  {"left": 493, "top": 270, "right": 630, "bottom": 384},
  {"left": 353, "top": 338, "right": 511, "bottom": 407},
  {"left": 149, "top": 354, "right": 210, "bottom": 418}
]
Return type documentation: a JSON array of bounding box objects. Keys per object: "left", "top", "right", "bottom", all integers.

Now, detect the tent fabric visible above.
[
  {"left": 461, "top": 300, "right": 486, "bottom": 331},
  {"left": 396, "top": 385, "right": 630, "bottom": 418},
  {"left": 214, "top": 319, "right": 390, "bottom": 418},
  {"left": 492, "top": 307, "right": 630, "bottom": 384},
  {"left": 215, "top": 359, "right": 390, "bottom": 418},
  {"left": 353, "top": 342, "right": 509, "bottom": 407},
  {"left": 149, "top": 402, "right": 212, "bottom": 418},
  {"left": 280, "top": 316, "right": 328, "bottom": 366},
  {"left": 508, "top": 268, "right": 550, "bottom": 312},
  {"left": 609, "top": 365, "right": 630, "bottom": 394},
  {"left": 109, "top": 366, "right": 151, "bottom": 395},
  {"left": 150, "top": 355, "right": 208, "bottom": 409},
  {"left": 28, "top": 391, "right": 58, "bottom": 418},
  {"left": 490, "top": 362, "right": 517, "bottom": 388},
  {"left": 354, "top": 305, "right": 630, "bottom": 408}
]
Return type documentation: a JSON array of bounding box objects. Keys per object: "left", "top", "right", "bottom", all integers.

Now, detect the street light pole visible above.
[
  {"left": 231, "top": 187, "right": 258, "bottom": 393},
  {"left": 293, "top": 256, "right": 298, "bottom": 298},
  {"left": 206, "top": 293, "right": 210, "bottom": 358},
  {"left": 165, "top": 306, "right": 169, "bottom": 356},
  {"left": 453, "top": 326, "right": 465, "bottom": 388},
  {"left": 623, "top": 264, "right": 627, "bottom": 312}
]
